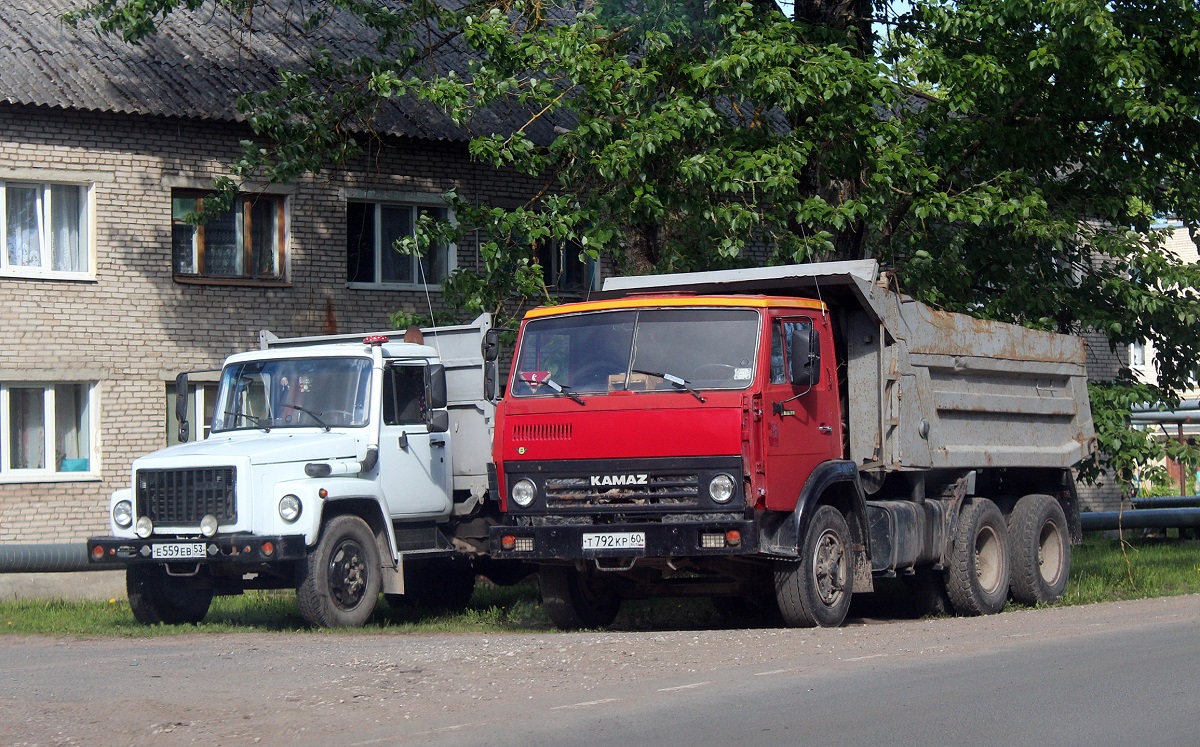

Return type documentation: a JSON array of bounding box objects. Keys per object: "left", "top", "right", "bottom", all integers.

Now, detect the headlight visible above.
[
  {"left": 278, "top": 494, "right": 302, "bottom": 522},
  {"left": 709, "top": 474, "right": 736, "bottom": 504},
  {"left": 200, "top": 514, "right": 219, "bottom": 537},
  {"left": 135, "top": 516, "right": 154, "bottom": 538},
  {"left": 511, "top": 478, "right": 537, "bottom": 508},
  {"left": 112, "top": 500, "right": 134, "bottom": 529}
]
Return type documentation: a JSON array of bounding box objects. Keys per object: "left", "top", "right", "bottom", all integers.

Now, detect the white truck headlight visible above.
[
  {"left": 135, "top": 516, "right": 154, "bottom": 538},
  {"left": 113, "top": 500, "right": 134, "bottom": 529},
  {"left": 278, "top": 494, "right": 302, "bottom": 522},
  {"left": 200, "top": 514, "right": 219, "bottom": 537},
  {"left": 511, "top": 479, "right": 537, "bottom": 508},
  {"left": 709, "top": 474, "right": 736, "bottom": 504}
]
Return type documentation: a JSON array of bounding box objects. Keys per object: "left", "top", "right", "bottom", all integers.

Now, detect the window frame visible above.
[
  {"left": 172, "top": 189, "right": 290, "bottom": 284},
  {"left": 346, "top": 195, "right": 457, "bottom": 290},
  {"left": 0, "top": 180, "right": 95, "bottom": 280},
  {"left": 0, "top": 381, "right": 99, "bottom": 482}
]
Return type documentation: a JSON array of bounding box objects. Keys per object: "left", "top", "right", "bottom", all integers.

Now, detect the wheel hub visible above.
[
  {"left": 328, "top": 540, "right": 368, "bottom": 609},
  {"left": 813, "top": 530, "right": 846, "bottom": 607}
]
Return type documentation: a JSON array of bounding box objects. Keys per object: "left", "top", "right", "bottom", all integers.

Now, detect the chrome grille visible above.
[
  {"left": 545, "top": 474, "right": 699, "bottom": 508},
  {"left": 136, "top": 467, "right": 237, "bottom": 524}
]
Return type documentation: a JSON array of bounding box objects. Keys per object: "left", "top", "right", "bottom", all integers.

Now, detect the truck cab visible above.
[{"left": 90, "top": 315, "right": 501, "bottom": 627}]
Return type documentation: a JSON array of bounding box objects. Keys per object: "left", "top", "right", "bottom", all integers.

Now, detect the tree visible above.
[{"left": 66, "top": 0, "right": 1200, "bottom": 483}]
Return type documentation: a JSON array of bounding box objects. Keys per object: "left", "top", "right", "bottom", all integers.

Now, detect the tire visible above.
[
  {"left": 297, "top": 515, "right": 382, "bottom": 628},
  {"left": 774, "top": 504, "right": 854, "bottom": 628},
  {"left": 1008, "top": 494, "right": 1071, "bottom": 606},
  {"left": 386, "top": 557, "right": 477, "bottom": 613},
  {"left": 538, "top": 565, "right": 622, "bottom": 630},
  {"left": 946, "top": 497, "right": 1010, "bottom": 616},
  {"left": 126, "top": 565, "right": 213, "bottom": 625}
]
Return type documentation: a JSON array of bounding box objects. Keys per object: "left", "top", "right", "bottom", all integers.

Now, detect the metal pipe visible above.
[
  {"left": 1132, "top": 496, "right": 1200, "bottom": 509},
  {"left": 0, "top": 543, "right": 101, "bottom": 573},
  {"left": 1081, "top": 508, "right": 1200, "bottom": 532}
]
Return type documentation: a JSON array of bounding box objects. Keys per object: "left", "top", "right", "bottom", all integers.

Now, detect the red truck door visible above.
[{"left": 760, "top": 314, "right": 843, "bottom": 511}]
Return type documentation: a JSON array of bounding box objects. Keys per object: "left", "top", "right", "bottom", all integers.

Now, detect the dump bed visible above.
[{"left": 601, "top": 262, "right": 1095, "bottom": 473}]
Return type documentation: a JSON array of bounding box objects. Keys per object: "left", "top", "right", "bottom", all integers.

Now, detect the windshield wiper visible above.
[
  {"left": 224, "top": 411, "right": 271, "bottom": 431},
  {"left": 544, "top": 377, "right": 586, "bottom": 406},
  {"left": 631, "top": 369, "right": 707, "bottom": 403},
  {"left": 280, "top": 403, "right": 332, "bottom": 432}
]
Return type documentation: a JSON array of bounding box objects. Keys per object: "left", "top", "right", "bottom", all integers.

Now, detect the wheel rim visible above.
[
  {"left": 1038, "top": 519, "right": 1064, "bottom": 586},
  {"left": 974, "top": 525, "right": 1003, "bottom": 594},
  {"left": 812, "top": 528, "right": 847, "bottom": 608},
  {"left": 327, "top": 538, "right": 369, "bottom": 610}
]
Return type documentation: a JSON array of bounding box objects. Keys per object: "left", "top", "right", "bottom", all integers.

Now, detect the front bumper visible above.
[
  {"left": 489, "top": 520, "right": 759, "bottom": 560},
  {"left": 88, "top": 534, "right": 308, "bottom": 566}
]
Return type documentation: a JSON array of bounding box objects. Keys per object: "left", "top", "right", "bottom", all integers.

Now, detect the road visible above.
[{"left": 2, "top": 595, "right": 1199, "bottom": 746}]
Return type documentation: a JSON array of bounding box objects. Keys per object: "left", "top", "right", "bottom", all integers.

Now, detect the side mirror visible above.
[
  {"left": 482, "top": 328, "right": 500, "bottom": 362},
  {"left": 428, "top": 409, "right": 450, "bottom": 433},
  {"left": 789, "top": 327, "right": 821, "bottom": 388},
  {"left": 426, "top": 364, "right": 448, "bottom": 409},
  {"left": 174, "top": 372, "right": 191, "bottom": 443},
  {"left": 484, "top": 360, "right": 499, "bottom": 402}
]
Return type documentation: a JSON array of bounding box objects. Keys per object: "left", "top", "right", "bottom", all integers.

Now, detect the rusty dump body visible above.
[{"left": 601, "top": 260, "right": 1096, "bottom": 478}]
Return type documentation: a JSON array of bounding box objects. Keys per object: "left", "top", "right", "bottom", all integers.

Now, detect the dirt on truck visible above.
[{"left": 489, "top": 260, "right": 1096, "bottom": 629}]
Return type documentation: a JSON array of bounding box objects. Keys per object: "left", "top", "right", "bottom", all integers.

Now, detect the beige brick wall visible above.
[{"left": 0, "top": 103, "right": 536, "bottom": 543}]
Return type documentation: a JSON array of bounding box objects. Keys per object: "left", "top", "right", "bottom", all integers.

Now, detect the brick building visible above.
[{"left": 0, "top": 1, "right": 596, "bottom": 561}]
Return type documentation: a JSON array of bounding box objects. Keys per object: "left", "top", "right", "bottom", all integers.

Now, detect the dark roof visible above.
[{"left": 0, "top": 0, "right": 552, "bottom": 143}]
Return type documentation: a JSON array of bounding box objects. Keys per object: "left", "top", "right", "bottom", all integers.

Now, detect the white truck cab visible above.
[{"left": 89, "top": 315, "right": 504, "bottom": 627}]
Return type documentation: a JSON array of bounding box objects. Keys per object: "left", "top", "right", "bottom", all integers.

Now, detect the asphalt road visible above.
[{"left": 2, "top": 594, "right": 1198, "bottom": 747}]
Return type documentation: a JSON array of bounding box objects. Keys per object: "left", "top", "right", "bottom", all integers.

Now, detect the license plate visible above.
[
  {"left": 582, "top": 532, "right": 646, "bottom": 550},
  {"left": 151, "top": 542, "right": 207, "bottom": 560}
]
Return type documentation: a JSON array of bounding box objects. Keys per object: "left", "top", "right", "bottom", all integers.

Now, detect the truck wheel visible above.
[
  {"left": 774, "top": 504, "right": 854, "bottom": 628},
  {"left": 946, "top": 497, "right": 1010, "bottom": 616},
  {"left": 1008, "top": 494, "right": 1071, "bottom": 606},
  {"left": 386, "top": 557, "right": 477, "bottom": 613},
  {"left": 538, "top": 565, "right": 621, "bottom": 630},
  {"left": 126, "top": 565, "right": 213, "bottom": 625},
  {"left": 297, "top": 515, "right": 381, "bottom": 627}
]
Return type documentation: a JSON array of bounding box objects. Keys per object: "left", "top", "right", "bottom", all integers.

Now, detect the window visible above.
[
  {"left": 1129, "top": 341, "right": 1147, "bottom": 368},
  {"left": 771, "top": 318, "right": 814, "bottom": 384},
  {"left": 534, "top": 239, "right": 599, "bottom": 293},
  {"left": 172, "top": 190, "right": 287, "bottom": 281},
  {"left": 166, "top": 381, "right": 220, "bottom": 445},
  {"left": 1, "top": 382, "right": 96, "bottom": 478},
  {"left": 1, "top": 181, "right": 90, "bottom": 277},
  {"left": 383, "top": 365, "right": 427, "bottom": 425},
  {"left": 347, "top": 201, "right": 453, "bottom": 286}
]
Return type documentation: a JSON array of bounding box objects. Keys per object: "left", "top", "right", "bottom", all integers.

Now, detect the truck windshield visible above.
[
  {"left": 211, "top": 357, "right": 372, "bottom": 432},
  {"left": 512, "top": 307, "right": 760, "bottom": 396}
]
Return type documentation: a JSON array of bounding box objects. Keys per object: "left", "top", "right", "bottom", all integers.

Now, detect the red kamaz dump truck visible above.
[{"left": 488, "top": 261, "right": 1096, "bottom": 629}]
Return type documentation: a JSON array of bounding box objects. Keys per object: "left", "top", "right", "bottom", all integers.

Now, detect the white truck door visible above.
[{"left": 378, "top": 363, "right": 452, "bottom": 516}]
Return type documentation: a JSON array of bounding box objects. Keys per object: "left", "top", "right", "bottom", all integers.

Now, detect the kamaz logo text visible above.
[{"left": 590, "top": 474, "right": 650, "bottom": 486}]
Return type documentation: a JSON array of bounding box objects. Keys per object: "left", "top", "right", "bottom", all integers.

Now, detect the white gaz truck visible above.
[{"left": 88, "top": 315, "right": 514, "bottom": 627}]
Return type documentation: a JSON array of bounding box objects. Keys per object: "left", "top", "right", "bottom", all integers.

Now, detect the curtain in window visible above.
[
  {"left": 55, "top": 384, "right": 89, "bottom": 471},
  {"left": 203, "top": 206, "right": 241, "bottom": 275},
  {"left": 50, "top": 185, "right": 85, "bottom": 272},
  {"left": 9, "top": 387, "right": 45, "bottom": 470},
  {"left": 249, "top": 198, "right": 278, "bottom": 277},
  {"left": 6, "top": 185, "right": 41, "bottom": 268}
]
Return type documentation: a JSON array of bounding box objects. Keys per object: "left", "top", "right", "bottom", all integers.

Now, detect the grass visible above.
[{"left": 2, "top": 535, "right": 1198, "bottom": 636}]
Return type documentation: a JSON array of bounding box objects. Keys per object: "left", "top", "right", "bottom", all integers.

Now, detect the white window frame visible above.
[
  {"left": 346, "top": 192, "right": 457, "bottom": 290},
  {"left": 0, "top": 381, "right": 99, "bottom": 483},
  {"left": 0, "top": 181, "right": 95, "bottom": 280}
]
